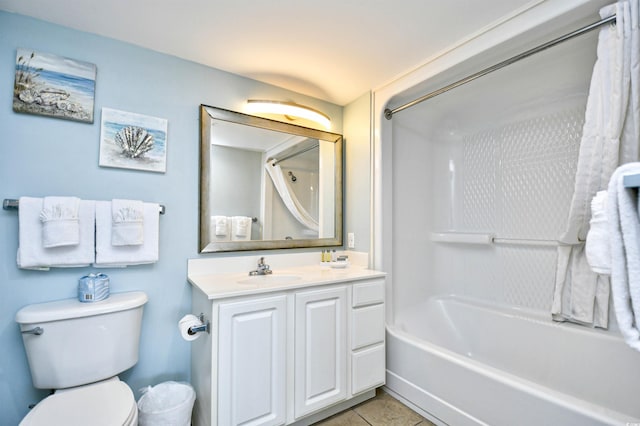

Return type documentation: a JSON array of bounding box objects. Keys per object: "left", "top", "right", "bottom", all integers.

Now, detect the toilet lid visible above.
[{"left": 20, "top": 380, "right": 136, "bottom": 426}]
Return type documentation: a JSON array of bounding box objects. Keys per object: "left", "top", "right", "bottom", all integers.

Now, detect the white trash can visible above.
[{"left": 137, "top": 381, "right": 196, "bottom": 426}]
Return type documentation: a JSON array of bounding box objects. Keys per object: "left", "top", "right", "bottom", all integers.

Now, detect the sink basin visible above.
[{"left": 236, "top": 274, "right": 302, "bottom": 285}]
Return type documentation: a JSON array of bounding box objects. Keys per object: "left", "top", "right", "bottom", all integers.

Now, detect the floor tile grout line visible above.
[{"left": 353, "top": 409, "right": 373, "bottom": 425}]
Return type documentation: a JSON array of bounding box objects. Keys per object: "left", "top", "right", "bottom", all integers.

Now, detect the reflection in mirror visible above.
[{"left": 199, "top": 105, "right": 343, "bottom": 253}]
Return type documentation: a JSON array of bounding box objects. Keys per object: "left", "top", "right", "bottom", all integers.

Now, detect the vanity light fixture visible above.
[{"left": 246, "top": 100, "right": 331, "bottom": 130}]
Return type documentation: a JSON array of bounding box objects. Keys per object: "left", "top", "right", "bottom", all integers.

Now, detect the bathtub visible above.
[{"left": 385, "top": 296, "right": 640, "bottom": 426}]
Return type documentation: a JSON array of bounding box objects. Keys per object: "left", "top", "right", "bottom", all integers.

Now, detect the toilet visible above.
[{"left": 15, "top": 291, "right": 148, "bottom": 426}]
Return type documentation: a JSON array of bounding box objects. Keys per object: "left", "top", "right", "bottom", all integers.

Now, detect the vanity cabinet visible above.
[{"left": 189, "top": 272, "right": 386, "bottom": 426}]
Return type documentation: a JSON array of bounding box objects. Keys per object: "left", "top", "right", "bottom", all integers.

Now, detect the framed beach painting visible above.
[
  {"left": 99, "top": 108, "right": 168, "bottom": 173},
  {"left": 13, "top": 48, "right": 96, "bottom": 123}
]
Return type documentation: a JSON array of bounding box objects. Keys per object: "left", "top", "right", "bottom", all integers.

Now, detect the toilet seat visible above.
[{"left": 20, "top": 379, "right": 137, "bottom": 426}]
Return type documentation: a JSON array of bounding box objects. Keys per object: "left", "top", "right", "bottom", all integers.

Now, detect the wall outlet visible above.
[{"left": 347, "top": 232, "right": 355, "bottom": 249}]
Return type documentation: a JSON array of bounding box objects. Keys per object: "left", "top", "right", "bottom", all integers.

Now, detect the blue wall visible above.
[{"left": 0, "top": 12, "right": 343, "bottom": 424}]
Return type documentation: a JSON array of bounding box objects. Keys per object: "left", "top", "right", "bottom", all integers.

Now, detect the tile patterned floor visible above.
[{"left": 314, "top": 389, "right": 436, "bottom": 426}]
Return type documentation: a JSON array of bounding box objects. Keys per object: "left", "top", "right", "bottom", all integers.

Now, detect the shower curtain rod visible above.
[
  {"left": 270, "top": 143, "right": 319, "bottom": 165},
  {"left": 384, "top": 14, "right": 617, "bottom": 120}
]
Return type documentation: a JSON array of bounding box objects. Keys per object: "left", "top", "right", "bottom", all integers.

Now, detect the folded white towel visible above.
[
  {"left": 213, "top": 216, "right": 228, "bottom": 237},
  {"left": 231, "top": 216, "right": 252, "bottom": 241},
  {"left": 111, "top": 199, "right": 144, "bottom": 246},
  {"left": 585, "top": 190, "right": 611, "bottom": 275},
  {"left": 39, "top": 196, "right": 80, "bottom": 248},
  {"left": 608, "top": 163, "right": 640, "bottom": 352},
  {"left": 95, "top": 201, "right": 160, "bottom": 267},
  {"left": 209, "top": 216, "right": 231, "bottom": 242},
  {"left": 18, "top": 197, "right": 95, "bottom": 269}
]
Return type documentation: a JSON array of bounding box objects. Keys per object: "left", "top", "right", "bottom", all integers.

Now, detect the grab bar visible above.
[
  {"left": 431, "top": 232, "right": 559, "bottom": 247},
  {"left": 430, "top": 232, "right": 494, "bottom": 245},
  {"left": 492, "top": 238, "right": 558, "bottom": 247}
]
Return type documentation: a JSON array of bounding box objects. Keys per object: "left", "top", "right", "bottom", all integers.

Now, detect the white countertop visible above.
[{"left": 188, "top": 263, "right": 385, "bottom": 300}]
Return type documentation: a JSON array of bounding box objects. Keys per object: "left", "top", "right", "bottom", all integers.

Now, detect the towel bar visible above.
[{"left": 3, "top": 198, "right": 165, "bottom": 215}]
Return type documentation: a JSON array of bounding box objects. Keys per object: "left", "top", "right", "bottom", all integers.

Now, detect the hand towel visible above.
[
  {"left": 111, "top": 199, "right": 144, "bottom": 246},
  {"left": 39, "top": 196, "right": 80, "bottom": 248},
  {"left": 213, "top": 216, "right": 228, "bottom": 237},
  {"left": 585, "top": 190, "right": 611, "bottom": 274},
  {"left": 94, "top": 201, "right": 160, "bottom": 267},
  {"left": 18, "top": 197, "right": 95, "bottom": 269},
  {"left": 608, "top": 163, "right": 640, "bottom": 352},
  {"left": 209, "top": 216, "right": 231, "bottom": 242},
  {"left": 231, "top": 216, "right": 252, "bottom": 241}
]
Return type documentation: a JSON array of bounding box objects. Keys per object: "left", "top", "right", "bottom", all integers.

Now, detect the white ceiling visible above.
[{"left": 0, "top": 0, "right": 538, "bottom": 105}]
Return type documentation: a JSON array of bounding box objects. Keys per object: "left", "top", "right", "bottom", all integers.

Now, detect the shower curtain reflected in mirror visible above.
[{"left": 265, "top": 160, "right": 319, "bottom": 233}]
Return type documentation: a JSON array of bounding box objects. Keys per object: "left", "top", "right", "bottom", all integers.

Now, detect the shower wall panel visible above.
[
  {"left": 391, "top": 32, "right": 599, "bottom": 317},
  {"left": 461, "top": 108, "right": 584, "bottom": 239}
]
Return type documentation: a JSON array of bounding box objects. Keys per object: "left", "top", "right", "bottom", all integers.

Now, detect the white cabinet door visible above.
[
  {"left": 218, "top": 295, "right": 287, "bottom": 426},
  {"left": 294, "top": 286, "right": 348, "bottom": 418}
]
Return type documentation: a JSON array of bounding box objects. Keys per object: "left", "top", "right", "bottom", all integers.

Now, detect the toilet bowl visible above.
[
  {"left": 15, "top": 291, "right": 147, "bottom": 426},
  {"left": 20, "top": 377, "right": 137, "bottom": 426}
]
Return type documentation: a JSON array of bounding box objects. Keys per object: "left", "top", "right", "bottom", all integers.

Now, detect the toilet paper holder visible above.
[{"left": 187, "top": 313, "right": 210, "bottom": 335}]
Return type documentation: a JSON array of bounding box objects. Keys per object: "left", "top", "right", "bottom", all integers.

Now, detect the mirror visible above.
[{"left": 199, "top": 105, "right": 343, "bottom": 253}]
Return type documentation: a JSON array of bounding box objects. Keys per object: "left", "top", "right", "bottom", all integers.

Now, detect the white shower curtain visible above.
[
  {"left": 265, "top": 160, "right": 319, "bottom": 232},
  {"left": 552, "top": 0, "right": 640, "bottom": 328}
]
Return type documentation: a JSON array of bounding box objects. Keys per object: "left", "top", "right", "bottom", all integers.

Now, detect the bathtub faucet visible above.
[{"left": 249, "top": 257, "right": 272, "bottom": 276}]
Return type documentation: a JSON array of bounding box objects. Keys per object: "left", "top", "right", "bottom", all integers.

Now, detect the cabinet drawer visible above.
[
  {"left": 352, "top": 344, "right": 385, "bottom": 395},
  {"left": 352, "top": 279, "right": 385, "bottom": 307},
  {"left": 351, "top": 303, "right": 384, "bottom": 350}
]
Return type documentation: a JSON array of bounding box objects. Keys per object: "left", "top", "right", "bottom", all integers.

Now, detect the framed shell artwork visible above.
[
  {"left": 13, "top": 48, "right": 97, "bottom": 123},
  {"left": 99, "top": 107, "right": 168, "bottom": 173}
]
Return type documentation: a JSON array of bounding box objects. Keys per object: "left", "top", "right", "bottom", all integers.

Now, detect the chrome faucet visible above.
[{"left": 249, "top": 257, "right": 272, "bottom": 276}]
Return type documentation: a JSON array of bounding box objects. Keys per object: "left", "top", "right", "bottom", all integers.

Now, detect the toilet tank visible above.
[{"left": 15, "top": 291, "right": 148, "bottom": 389}]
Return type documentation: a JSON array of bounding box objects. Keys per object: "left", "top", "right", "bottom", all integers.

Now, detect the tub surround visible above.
[
  {"left": 187, "top": 252, "right": 386, "bottom": 426},
  {"left": 373, "top": 1, "right": 637, "bottom": 424}
]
